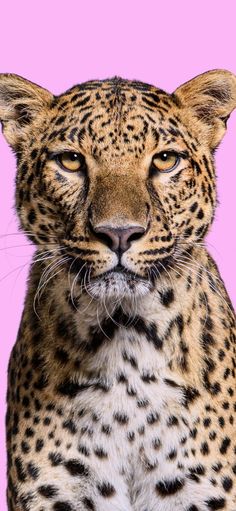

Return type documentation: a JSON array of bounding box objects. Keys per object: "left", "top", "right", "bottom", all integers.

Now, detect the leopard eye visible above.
[
  {"left": 56, "top": 152, "right": 83, "bottom": 172},
  {"left": 152, "top": 152, "right": 180, "bottom": 173}
]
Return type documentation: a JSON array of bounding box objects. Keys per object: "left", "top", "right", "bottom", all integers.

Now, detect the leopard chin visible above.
[{"left": 86, "top": 269, "right": 153, "bottom": 301}]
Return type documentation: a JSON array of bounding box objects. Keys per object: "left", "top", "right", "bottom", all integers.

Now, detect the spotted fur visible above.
[{"left": 1, "top": 70, "right": 236, "bottom": 510}]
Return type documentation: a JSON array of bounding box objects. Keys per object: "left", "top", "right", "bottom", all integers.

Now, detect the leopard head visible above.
[{"left": 0, "top": 70, "right": 236, "bottom": 299}]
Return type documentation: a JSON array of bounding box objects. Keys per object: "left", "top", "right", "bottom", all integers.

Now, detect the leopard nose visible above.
[{"left": 92, "top": 225, "right": 146, "bottom": 254}]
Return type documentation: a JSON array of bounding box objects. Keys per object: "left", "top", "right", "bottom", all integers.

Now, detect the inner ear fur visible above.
[
  {"left": 173, "top": 69, "right": 236, "bottom": 148},
  {"left": 0, "top": 73, "right": 53, "bottom": 149}
]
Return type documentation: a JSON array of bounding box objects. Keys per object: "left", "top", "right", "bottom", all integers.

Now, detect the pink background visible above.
[{"left": 0, "top": 1, "right": 236, "bottom": 507}]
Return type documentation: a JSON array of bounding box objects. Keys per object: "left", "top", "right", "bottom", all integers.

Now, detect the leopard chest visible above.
[{"left": 53, "top": 330, "right": 197, "bottom": 478}]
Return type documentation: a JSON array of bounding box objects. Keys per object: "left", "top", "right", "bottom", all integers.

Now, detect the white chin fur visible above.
[{"left": 86, "top": 272, "right": 152, "bottom": 301}]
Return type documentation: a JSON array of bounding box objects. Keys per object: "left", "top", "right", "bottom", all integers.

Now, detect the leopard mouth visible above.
[
  {"left": 97, "top": 264, "right": 147, "bottom": 282},
  {"left": 110, "top": 264, "right": 124, "bottom": 273},
  {"left": 64, "top": 250, "right": 175, "bottom": 300}
]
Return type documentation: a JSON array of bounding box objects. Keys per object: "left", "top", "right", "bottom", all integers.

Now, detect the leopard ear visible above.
[
  {"left": 173, "top": 70, "right": 236, "bottom": 149},
  {"left": 0, "top": 73, "right": 53, "bottom": 149}
]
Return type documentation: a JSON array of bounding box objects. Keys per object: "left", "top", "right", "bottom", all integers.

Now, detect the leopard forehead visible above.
[{"left": 36, "top": 77, "right": 187, "bottom": 162}]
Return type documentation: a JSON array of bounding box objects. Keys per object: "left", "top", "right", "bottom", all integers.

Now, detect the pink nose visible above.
[{"left": 92, "top": 225, "right": 146, "bottom": 253}]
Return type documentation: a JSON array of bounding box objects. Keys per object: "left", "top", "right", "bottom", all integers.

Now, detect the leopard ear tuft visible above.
[
  {"left": 173, "top": 70, "right": 236, "bottom": 148},
  {"left": 0, "top": 74, "right": 53, "bottom": 149}
]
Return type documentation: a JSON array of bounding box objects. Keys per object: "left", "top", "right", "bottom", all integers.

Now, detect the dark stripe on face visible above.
[{"left": 141, "top": 96, "right": 160, "bottom": 109}]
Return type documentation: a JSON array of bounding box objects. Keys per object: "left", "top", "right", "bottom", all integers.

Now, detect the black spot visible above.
[
  {"left": 78, "top": 127, "right": 86, "bottom": 143},
  {"left": 196, "top": 224, "right": 208, "bottom": 238},
  {"left": 146, "top": 411, "right": 160, "bottom": 425},
  {"left": 156, "top": 477, "right": 185, "bottom": 496},
  {"left": 78, "top": 444, "right": 90, "bottom": 457},
  {"left": 57, "top": 379, "right": 88, "bottom": 398},
  {"left": 46, "top": 403, "right": 55, "bottom": 412},
  {"left": 209, "top": 431, "right": 217, "bottom": 442},
  {"left": 27, "top": 209, "right": 36, "bottom": 225},
  {"left": 197, "top": 208, "right": 204, "bottom": 219},
  {"left": 202, "top": 331, "right": 216, "bottom": 352},
  {"left": 31, "top": 148, "right": 38, "bottom": 159},
  {"left": 188, "top": 472, "right": 200, "bottom": 482},
  {"left": 62, "top": 419, "right": 77, "bottom": 435},
  {"left": 64, "top": 459, "right": 89, "bottom": 476},
  {"left": 55, "top": 348, "right": 69, "bottom": 364},
  {"left": 55, "top": 115, "right": 66, "bottom": 125},
  {"left": 83, "top": 497, "right": 95, "bottom": 510},
  {"left": 48, "top": 451, "right": 64, "bottom": 466},
  {"left": 81, "top": 111, "right": 92, "bottom": 124},
  {"left": 122, "top": 350, "right": 138, "bottom": 369},
  {"left": 25, "top": 427, "right": 34, "bottom": 438},
  {"left": 190, "top": 428, "right": 198, "bottom": 439},
  {"left": 88, "top": 309, "right": 162, "bottom": 351},
  {"left": 141, "top": 371, "right": 157, "bottom": 383},
  {"left": 167, "top": 415, "right": 179, "bottom": 426},
  {"left": 27, "top": 173, "right": 34, "bottom": 186},
  {"left": 113, "top": 412, "right": 129, "bottom": 425},
  {"left": 18, "top": 491, "right": 34, "bottom": 511},
  {"left": 27, "top": 461, "right": 39, "bottom": 480},
  {"left": 167, "top": 449, "right": 177, "bottom": 460},
  {"left": 189, "top": 464, "right": 205, "bottom": 476},
  {"left": 184, "top": 226, "right": 193, "bottom": 238},
  {"left": 160, "top": 288, "right": 174, "bottom": 307},
  {"left": 164, "top": 378, "right": 180, "bottom": 388},
  {"left": 56, "top": 318, "right": 70, "bottom": 338},
  {"left": 117, "top": 372, "right": 128, "bottom": 383},
  {"left": 200, "top": 442, "right": 209, "bottom": 455},
  {"left": 35, "top": 438, "right": 44, "bottom": 452},
  {"left": 175, "top": 314, "right": 184, "bottom": 334},
  {"left": 74, "top": 95, "right": 90, "bottom": 107},
  {"left": 15, "top": 457, "right": 27, "bottom": 482},
  {"left": 219, "top": 437, "right": 231, "bottom": 455},
  {"left": 127, "top": 431, "right": 135, "bottom": 442},
  {"left": 205, "top": 497, "right": 226, "bottom": 510},
  {"left": 190, "top": 202, "right": 198, "bottom": 213},
  {"left": 38, "top": 484, "right": 58, "bottom": 498},
  {"left": 43, "top": 417, "right": 51, "bottom": 426},
  {"left": 34, "top": 372, "right": 49, "bottom": 391},
  {"left": 20, "top": 162, "right": 28, "bottom": 174},
  {"left": 222, "top": 401, "right": 229, "bottom": 410},
  {"left": 142, "top": 95, "right": 159, "bottom": 108},
  {"left": 53, "top": 503, "right": 74, "bottom": 511},
  {"left": 97, "top": 481, "right": 116, "bottom": 497},
  {"left": 182, "top": 386, "right": 200, "bottom": 407},
  {"left": 101, "top": 424, "right": 112, "bottom": 435},
  {"left": 203, "top": 418, "right": 211, "bottom": 428},
  {"left": 212, "top": 463, "right": 223, "bottom": 473},
  {"left": 137, "top": 397, "right": 149, "bottom": 408},
  {"left": 222, "top": 476, "right": 233, "bottom": 492},
  {"left": 94, "top": 447, "right": 108, "bottom": 458},
  {"left": 22, "top": 396, "right": 30, "bottom": 408},
  {"left": 21, "top": 441, "right": 30, "bottom": 454}
]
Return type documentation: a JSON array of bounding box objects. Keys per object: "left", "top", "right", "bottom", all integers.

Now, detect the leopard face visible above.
[{"left": 0, "top": 71, "right": 236, "bottom": 299}]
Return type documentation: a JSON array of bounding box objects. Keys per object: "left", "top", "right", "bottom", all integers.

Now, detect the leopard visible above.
[{"left": 1, "top": 69, "right": 236, "bottom": 511}]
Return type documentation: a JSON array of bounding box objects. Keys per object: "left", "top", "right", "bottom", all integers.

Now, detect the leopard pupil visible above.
[{"left": 161, "top": 153, "right": 168, "bottom": 160}]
